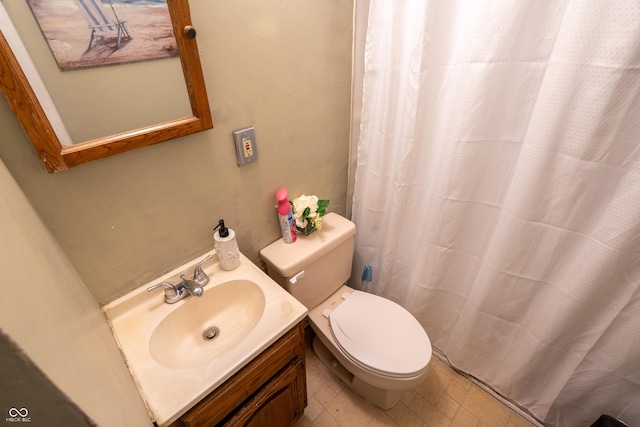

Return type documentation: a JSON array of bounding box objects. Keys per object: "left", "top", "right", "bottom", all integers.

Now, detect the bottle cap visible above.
[{"left": 276, "top": 188, "right": 290, "bottom": 215}]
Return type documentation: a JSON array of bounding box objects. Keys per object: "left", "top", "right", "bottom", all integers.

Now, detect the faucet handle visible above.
[
  {"left": 147, "top": 282, "right": 180, "bottom": 302},
  {"left": 193, "top": 254, "right": 212, "bottom": 285}
]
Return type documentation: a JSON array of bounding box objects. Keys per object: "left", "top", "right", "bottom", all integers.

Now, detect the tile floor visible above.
[{"left": 296, "top": 330, "right": 539, "bottom": 427}]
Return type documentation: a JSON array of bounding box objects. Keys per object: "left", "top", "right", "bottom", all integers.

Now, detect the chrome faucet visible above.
[
  {"left": 147, "top": 254, "right": 212, "bottom": 303},
  {"left": 179, "top": 275, "right": 204, "bottom": 297}
]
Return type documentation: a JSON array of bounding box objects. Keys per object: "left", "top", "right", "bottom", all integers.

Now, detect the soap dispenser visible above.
[{"left": 213, "top": 219, "right": 240, "bottom": 271}]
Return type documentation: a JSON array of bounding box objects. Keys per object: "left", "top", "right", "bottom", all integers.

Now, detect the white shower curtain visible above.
[{"left": 351, "top": 1, "right": 640, "bottom": 425}]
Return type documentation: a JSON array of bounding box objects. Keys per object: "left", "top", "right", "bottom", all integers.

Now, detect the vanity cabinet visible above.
[{"left": 169, "top": 321, "right": 307, "bottom": 427}]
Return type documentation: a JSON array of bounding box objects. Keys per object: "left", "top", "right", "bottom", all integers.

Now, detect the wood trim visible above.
[
  {"left": 0, "top": 31, "right": 67, "bottom": 172},
  {"left": 168, "top": 0, "right": 213, "bottom": 130}
]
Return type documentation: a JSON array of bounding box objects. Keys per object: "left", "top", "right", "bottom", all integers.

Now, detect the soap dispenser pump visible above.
[{"left": 213, "top": 219, "right": 240, "bottom": 271}]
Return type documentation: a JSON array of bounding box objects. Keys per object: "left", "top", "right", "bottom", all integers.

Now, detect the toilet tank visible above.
[{"left": 260, "top": 212, "right": 356, "bottom": 309}]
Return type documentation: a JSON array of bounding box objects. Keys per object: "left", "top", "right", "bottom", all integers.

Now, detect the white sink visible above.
[
  {"left": 149, "top": 279, "right": 266, "bottom": 369},
  {"left": 103, "top": 251, "right": 307, "bottom": 426}
]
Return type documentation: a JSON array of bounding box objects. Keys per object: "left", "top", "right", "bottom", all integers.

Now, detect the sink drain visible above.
[{"left": 202, "top": 326, "right": 220, "bottom": 340}]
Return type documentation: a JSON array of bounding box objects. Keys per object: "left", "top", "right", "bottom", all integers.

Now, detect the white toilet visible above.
[{"left": 260, "top": 212, "right": 432, "bottom": 409}]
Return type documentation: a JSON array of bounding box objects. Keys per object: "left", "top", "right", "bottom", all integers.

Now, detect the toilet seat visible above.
[{"left": 329, "top": 290, "right": 431, "bottom": 377}]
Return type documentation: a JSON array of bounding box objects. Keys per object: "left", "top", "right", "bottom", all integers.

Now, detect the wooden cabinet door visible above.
[{"left": 226, "top": 359, "right": 305, "bottom": 427}]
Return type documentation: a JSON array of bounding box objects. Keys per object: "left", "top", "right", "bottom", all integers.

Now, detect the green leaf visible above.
[
  {"left": 303, "top": 207, "right": 311, "bottom": 218},
  {"left": 317, "top": 199, "right": 330, "bottom": 216}
]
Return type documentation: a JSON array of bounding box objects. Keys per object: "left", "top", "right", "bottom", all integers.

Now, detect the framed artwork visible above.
[{"left": 27, "top": 0, "right": 178, "bottom": 70}]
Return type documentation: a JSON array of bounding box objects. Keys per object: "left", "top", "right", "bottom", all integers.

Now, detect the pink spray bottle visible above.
[{"left": 276, "top": 188, "right": 296, "bottom": 244}]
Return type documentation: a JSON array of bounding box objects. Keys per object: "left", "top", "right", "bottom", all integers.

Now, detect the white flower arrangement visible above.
[{"left": 291, "top": 194, "right": 329, "bottom": 232}]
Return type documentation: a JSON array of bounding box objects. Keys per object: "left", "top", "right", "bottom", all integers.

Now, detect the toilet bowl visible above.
[
  {"left": 260, "top": 213, "right": 431, "bottom": 409},
  {"left": 310, "top": 284, "right": 432, "bottom": 408}
]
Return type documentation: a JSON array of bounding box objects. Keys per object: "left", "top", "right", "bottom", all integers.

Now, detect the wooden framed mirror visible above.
[{"left": 0, "top": 0, "right": 212, "bottom": 173}]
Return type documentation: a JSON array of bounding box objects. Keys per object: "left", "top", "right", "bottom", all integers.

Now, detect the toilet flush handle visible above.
[{"left": 289, "top": 270, "right": 305, "bottom": 285}]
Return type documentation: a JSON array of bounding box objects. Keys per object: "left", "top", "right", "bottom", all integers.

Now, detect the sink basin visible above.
[
  {"left": 103, "top": 251, "right": 308, "bottom": 426},
  {"left": 149, "top": 280, "right": 266, "bottom": 369}
]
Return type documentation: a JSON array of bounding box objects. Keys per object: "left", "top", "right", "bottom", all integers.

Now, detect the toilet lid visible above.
[{"left": 329, "top": 291, "right": 431, "bottom": 376}]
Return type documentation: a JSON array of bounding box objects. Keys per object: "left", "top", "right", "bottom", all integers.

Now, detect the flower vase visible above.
[{"left": 296, "top": 223, "right": 316, "bottom": 236}]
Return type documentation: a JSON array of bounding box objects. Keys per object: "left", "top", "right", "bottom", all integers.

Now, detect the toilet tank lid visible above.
[{"left": 260, "top": 212, "right": 356, "bottom": 277}]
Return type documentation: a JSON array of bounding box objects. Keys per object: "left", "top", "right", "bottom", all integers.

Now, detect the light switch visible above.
[{"left": 232, "top": 127, "right": 259, "bottom": 166}]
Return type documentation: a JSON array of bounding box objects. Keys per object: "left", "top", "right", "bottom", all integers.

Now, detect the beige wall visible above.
[
  {"left": 0, "top": 159, "right": 151, "bottom": 426},
  {"left": 0, "top": 0, "right": 354, "bottom": 304}
]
